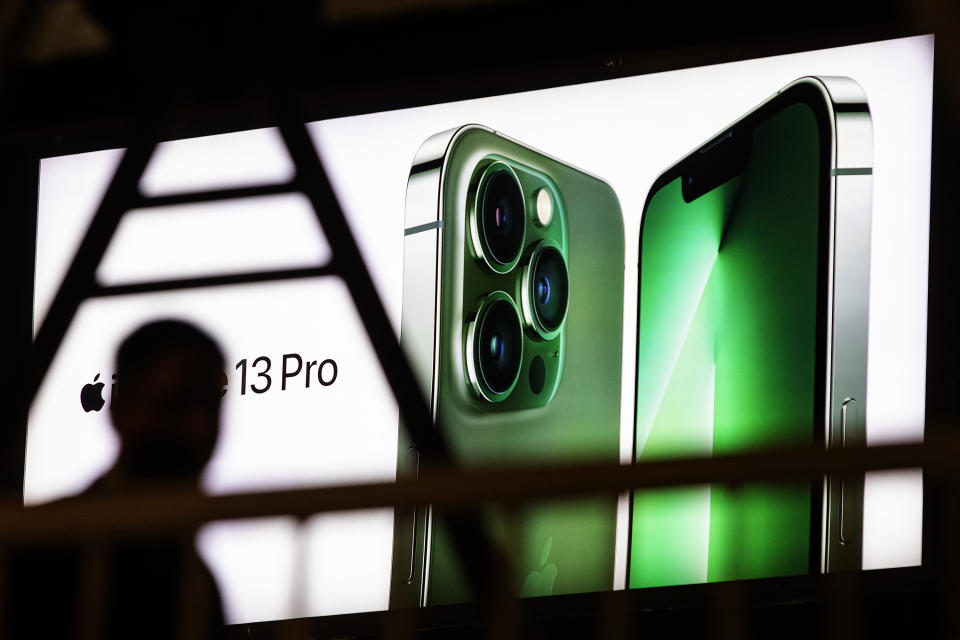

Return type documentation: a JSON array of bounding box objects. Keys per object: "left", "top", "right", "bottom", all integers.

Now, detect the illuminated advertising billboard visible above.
[{"left": 27, "top": 35, "right": 932, "bottom": 623}]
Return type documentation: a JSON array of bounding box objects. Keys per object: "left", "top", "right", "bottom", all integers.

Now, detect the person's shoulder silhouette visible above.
[{"left": 4, "top": 319, "right": 227, "bottom": 639}]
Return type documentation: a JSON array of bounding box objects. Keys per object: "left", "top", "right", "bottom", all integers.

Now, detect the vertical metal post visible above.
[
  {"left": 712, "top": 580, "right": 743, "bottom": 640},
  {"left": 595, "top": 589, "right": 630, "bottom": 640},
  {"left": 0, "top": 549, "right": 6, "bottom": 638},
  {"left": 76, "top": 541, "right": 108, "bottom": 640}
]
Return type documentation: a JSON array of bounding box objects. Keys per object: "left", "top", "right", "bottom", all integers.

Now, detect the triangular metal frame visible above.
[{"left": 20, "top": 108, "right": 502, "bottom": 605}]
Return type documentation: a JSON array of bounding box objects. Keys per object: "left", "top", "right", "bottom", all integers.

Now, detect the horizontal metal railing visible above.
[
  {"left": 0, "top": 435, "right": 941, "bottom": 543},
  {"left": 2, "top": 431, "right": 952, "bottom": 640}
]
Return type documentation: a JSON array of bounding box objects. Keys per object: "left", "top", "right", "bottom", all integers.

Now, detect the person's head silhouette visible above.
[{"left": 109, "top": 319, "right": 225, "bottom": 485}]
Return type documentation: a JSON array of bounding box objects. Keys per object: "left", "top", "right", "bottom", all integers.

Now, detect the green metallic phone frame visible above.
[
  {"left": 392, "top": 125, "right": 625, "bottom": 607},
  {"left": 630, "top": 76, "right": 873, "bottom": 581}
]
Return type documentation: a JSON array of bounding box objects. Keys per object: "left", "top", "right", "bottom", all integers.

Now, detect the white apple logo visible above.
[{"left": 519, "top": 535, "right": 558, "bottom": 597}]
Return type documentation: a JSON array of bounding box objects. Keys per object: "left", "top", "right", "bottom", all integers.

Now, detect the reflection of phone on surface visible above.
[
  {"left": 392, "top": 125, "right": 624, "bottom": 607},
  {"left": 630, "top": 77, "right": 872, "bottom": 587}
]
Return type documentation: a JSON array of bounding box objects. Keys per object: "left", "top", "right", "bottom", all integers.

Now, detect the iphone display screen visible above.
[{"left": 631, "top": 92, "right": 826, "bottom": 587}]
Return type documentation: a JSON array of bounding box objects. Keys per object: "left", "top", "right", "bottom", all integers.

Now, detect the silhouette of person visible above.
[
  {"left": 107, "top": 319, "right": 225, "bottom": 489},
  {"left": 4, "top": 319, "right": 227, "bottom": 638}
]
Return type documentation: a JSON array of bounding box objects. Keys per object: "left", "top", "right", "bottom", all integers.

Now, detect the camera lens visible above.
[
  {"left": 469, "top": 294, "right": 523, "bottom": 400},
  {"left": 524, "top": 242, "right": 569, "bottom": 339},
  {"left": 477, "top": 167, "right": 525, "bottom": 271}
]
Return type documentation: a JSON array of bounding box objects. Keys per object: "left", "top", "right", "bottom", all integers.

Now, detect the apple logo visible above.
[
  {"left": 519, "top": 535, "right": 558, "bottom": 597},
  {"left": 80, "top": 374, "right": 106, "bottom": 413}
]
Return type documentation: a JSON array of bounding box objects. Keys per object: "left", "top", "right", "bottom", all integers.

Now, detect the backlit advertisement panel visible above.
[{"left": 27, "top": 35, "right": 931, "bottom": 623}]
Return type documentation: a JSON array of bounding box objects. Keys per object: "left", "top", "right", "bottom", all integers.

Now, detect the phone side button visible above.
[
  {"left": 838, "top": 398, "right": 858, "bottom": 545},
  {"left": 401, "top": 446, "right": 421, "bottom": 584}
]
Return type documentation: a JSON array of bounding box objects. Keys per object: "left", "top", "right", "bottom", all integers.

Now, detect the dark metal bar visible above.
[
  {"left": 487, "top": 590, "right": 522, "bottom": 640},
  {"left": 23, "top": 137, "right": 159, "bottom": 434},
  {"left": 0, "top": 547, "right": 6, "bottom": 635},
  {"left": 0, "top": 437, "right": 945, "bottom": 544},
  {"left": 92, "top": 264, "right": 335, "bottom": 297},
  {"left": 0, "top": 144, "right": 39, "bottom": 498},
  {"left": 595, "top": 587, "right": 630, "bottom": 640},
  {"left": 276, "top": 120, "right": 448, "bottom": 465},
  {"left": 712, "top": 580, "right": 744, "bottom": 640},
  {"left": 274, "top": 116, "right": 507, "bottom": 602},
  {"left": 134, "top": 181, "right": 297, "bottom": 209},
  {"left": 76, "top": 542, "right": 108, "bottom": 640}
]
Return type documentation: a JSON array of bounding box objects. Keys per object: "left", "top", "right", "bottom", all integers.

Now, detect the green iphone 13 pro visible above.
[
  {"left": 391, "top": 125, "right": 624, "bottom": 607},
  {"left": 631, "top": 77, "right": 872, "bottom": 588}
]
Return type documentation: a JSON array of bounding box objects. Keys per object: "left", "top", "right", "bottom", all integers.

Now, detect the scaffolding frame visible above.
[{"left": 0, "top": 3, "right": 957, "bottom": 639}]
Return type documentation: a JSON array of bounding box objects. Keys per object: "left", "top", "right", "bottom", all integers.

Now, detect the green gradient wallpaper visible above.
[{"left": 631, "top": 102, "right": 821, "bottom": 588}]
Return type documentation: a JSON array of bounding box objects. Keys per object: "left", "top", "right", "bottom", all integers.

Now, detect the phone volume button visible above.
[
  {"left": 401, "top": 446, "right": 421, "bottom": 585},
  {"left": 838, "top": 398, "right": 858, "bottom": 545}
]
